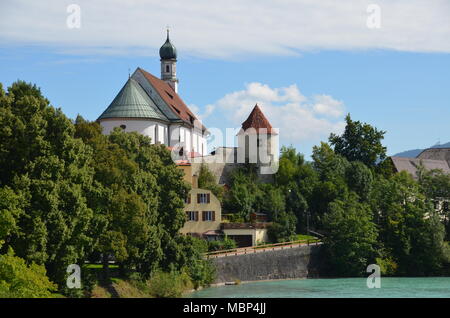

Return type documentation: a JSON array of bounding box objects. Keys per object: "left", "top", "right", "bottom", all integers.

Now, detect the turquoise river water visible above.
[{"left": 189, "top": 277, "right": 450, "bottom": 298}]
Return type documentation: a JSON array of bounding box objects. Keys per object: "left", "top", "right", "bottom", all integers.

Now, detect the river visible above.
[{"left": 189, "top": 277, "right": 450, "bottom": 298}]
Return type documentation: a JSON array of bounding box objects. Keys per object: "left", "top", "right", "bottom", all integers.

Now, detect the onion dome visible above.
[{"left": 159, "top": 30, "right": 177, "bottom": 60}]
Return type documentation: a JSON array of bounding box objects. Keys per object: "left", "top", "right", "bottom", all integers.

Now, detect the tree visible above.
[
  {"left": 258, "top": 184, "right": 286, "bottom": 220},
  {"left": 223, "top": 168, "right": 261, "bottom": 221},
  {"left": 417, "top": 167, "right": 450, "bottom": 240},
  {"left": 268, "top": 211, "right": 297, "bottom": 243},
  {"left": 310, "top": 143, "right": 350, "bottom": 228},
  {"left": 370, "top": 172, "right": 448, "bottom": 275},
  {"left": 0, "top": 248, "right": 57, "bottom": 298},
  {"left": 329, "top": 114, "right": 386, "bottom": 167},
  {"left": 198, "top": 164, "right": 224, "bottom": 201},
  {"left": 75, "top": 119, "right": 190, "bottom": 279},
  {"left": 275, "top": 146, "right": 318, "bottom": 232},
  {"left": 0, "top": 81, "right": 95, "bottom": 287},
  {"left": 323, "top": 193, "right": 378, "bottom": 277},
  {"left": 345, "top": 161, "right": 374, "bottom": 200},
  {"left": 275, "top": 146, "right": 304, "bottom": 187}
]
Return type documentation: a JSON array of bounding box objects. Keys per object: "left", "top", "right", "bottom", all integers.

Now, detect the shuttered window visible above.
[
  {"left": 202, "top": 211, "right": 215, "bottom": 221},
  {"left": 186, "top": 211, "right": 198, "bottom": 222},
  {"left": 198, "top": 193, "right": 210, "bottom": 204}
]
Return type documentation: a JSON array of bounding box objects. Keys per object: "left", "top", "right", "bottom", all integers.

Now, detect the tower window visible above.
[{"left": 166, "top": 65, "right": 170, "bottom": 72}]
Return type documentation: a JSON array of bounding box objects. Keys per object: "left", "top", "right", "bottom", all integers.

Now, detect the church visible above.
[{"left": 97, "top": 30, "right": 208, "bottom": 157}]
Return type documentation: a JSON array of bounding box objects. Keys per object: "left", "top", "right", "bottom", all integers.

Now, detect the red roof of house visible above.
[{"left": 241, "top": 104, "right": 276, "bottom": 134}]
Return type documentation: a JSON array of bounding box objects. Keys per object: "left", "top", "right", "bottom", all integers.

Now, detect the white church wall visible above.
[
  {"left": 99, "top": 119, "right": 167, "bottom": 144},
  {"left": 185, "top": 129, "right": 191, "bottom": 153}
]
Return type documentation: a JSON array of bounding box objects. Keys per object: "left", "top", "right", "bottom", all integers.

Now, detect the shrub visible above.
[
  {"left": 208, "top": 236, "right": 237, "bottom": 252},
  {"left": 147, "top": 270, "right": 192, "bottom": 298}
]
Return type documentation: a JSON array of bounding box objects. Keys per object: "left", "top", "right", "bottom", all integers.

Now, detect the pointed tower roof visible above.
[
  {"left": 240, "top": 104, "right": 276, "bottom": 134},
  {"left": 98, "top": 77, "right": 168, "bottom": 120}
]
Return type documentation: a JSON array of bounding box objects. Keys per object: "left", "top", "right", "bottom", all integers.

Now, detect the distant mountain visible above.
[{"left": 393, "top": 142, "right": 450, "bottom": 158}]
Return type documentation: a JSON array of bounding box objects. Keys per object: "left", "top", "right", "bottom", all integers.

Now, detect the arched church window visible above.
[{"left": 166, "top": 65, "right": 170, "bottom": 73}]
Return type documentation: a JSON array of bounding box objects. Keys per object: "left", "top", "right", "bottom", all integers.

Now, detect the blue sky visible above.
[{"left": 1, "top": 0, "right": 450, "bottom": 158}]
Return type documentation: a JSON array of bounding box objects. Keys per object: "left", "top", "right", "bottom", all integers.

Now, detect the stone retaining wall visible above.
[{"left": 211, "top": 244, "right": 324, "bottom": 283}]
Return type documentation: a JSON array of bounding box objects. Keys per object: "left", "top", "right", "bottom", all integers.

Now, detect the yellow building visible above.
[{"left": 177, "top": 161, "right": 222, "bottom": 238}]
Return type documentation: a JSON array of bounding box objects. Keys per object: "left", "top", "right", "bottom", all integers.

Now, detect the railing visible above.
[{"left": 205, "top": 239, "right": 322, "bottom": 259}]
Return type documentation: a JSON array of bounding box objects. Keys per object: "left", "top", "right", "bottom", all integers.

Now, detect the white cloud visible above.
[
  {"left": 202, "top": 82, "right": 346, "bottom": 145},
  {"left": 313, "top": 95, "right": 345, "bottom": 118},
  {"left": 0, "top": 0, "right": 449, "bottom": 58}
]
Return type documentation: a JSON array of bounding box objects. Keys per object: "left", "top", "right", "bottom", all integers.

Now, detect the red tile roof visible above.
[
  {"left": 138, "top": 67, "right": 201, "bottom": 126},
  {"left": 241, "top": 104, "right": 276, "bottom": 134}
]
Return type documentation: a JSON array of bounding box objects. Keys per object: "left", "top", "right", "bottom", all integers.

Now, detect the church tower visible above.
[{"left": 159, "top": 29, "right": 178, "bottom": 93}]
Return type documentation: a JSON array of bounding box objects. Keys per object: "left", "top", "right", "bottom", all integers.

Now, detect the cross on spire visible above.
[{"left": 166, "top": 25, "right": 170, "bottom": 39}]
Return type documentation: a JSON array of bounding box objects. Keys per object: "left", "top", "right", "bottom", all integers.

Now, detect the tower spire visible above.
[{"left": 159, "top": 28, "right": 178, "bottom": 92}]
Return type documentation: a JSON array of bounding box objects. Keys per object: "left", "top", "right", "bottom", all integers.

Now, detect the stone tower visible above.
[
  {"left": 237, "top": 104, "right": 278, "bottom": 174},
  {"left": 159, "top": 29, "right": 178, "bottom": 93}
]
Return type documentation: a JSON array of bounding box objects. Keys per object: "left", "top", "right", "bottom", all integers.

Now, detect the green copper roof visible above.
[{"left": 98, "top": 78, "right": 167, "bottom": 121}]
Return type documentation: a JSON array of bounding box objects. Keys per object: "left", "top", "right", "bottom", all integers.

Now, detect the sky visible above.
[{"left": 1, "top": 0, "right": 450, "bottom": 158}]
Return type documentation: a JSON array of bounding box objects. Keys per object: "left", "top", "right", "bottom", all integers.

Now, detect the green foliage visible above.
[
  {"left": 323, "top": 193, "right": 379, "bottom": 277},
  {"left": 255, "top": 184, "right": 285, "bottom": 220},
  {"left": 198, "top": 164, "right": 224, "bottom": 201},
  {"left": 74, "top": 119, "right": 191, "bottom": 279},
  {"left": 417, "top": 167, "right": 450, "bottom": 241},
  {"left": 0, "top": 187, "right": 24, "bottom": 246},
  {"left": 329, "top": 114, "right": 387, "bottom": 167},
  {"left": 418, "top": 167, "right": 450, "bottom": 200},
  {"left": 345, "top": 161, "right": 374, "bottom": 200},
  {"left": 268, "top": 211, "right": 297, "bottom": 243},
  {"left": 208, "top": 236, "right": 237, "bottom": 252},
  {"left": 370, "top": 172, "right": 448, "bottom": 275},
  {"left": 147, "top": 270, "right": 192, "bottom": 298},
  {"left": 273, "top": 146, "right": 317, "bottom": 232},
  {"left": 0, "top": 81, "right": 95, "bottom": 287},
  {"left": 0, "top": 248, "right": 57, "bottom": 298},
  {"left": 223, "top": 168, "right": 261, "bottom": 221},
  {"left": 375, "top": 257, "right": 398, "bottom": 276}
]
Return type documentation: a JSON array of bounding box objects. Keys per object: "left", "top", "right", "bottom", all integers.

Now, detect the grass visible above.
[
  {"left": 294, "top": 234, "right": 319, "bottom": 241},
  {"left": 85, "top": 264, "right": 119, "bottom": 269}
]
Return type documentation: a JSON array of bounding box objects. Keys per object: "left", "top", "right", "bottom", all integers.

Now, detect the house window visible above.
[
  {"left": 185, "top": 195, "right": 191, "bottom": 204},
  {"left": 202, "top": 211, "right": 215, "bottom": 221},
  {"left": 197, "top": 193, "right": 210, "bottom": 204},
  {"left": 186, "top": 211, "right": 198, "bottom": 222}
]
